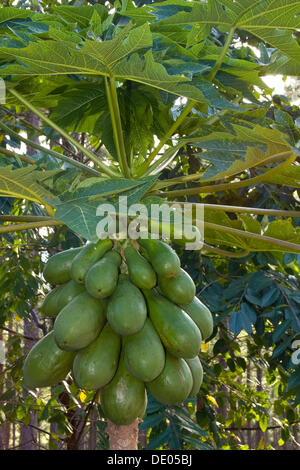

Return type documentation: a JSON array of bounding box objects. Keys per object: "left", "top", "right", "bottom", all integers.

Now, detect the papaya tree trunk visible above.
[{"left": 106, "top": 419, "right": 140, "bottom": 450}]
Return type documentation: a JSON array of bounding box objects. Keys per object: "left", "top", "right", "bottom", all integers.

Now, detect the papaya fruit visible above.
[
  {"left": 181, "top": 297, "right": 213, "bottom": 340},
  {"left": 138, "top": 238, "right": 180, "bottom": 278},
  {"left": 124, "top": 245, "right": 157, "bottom": 290},
  {"left": 186, "top": 356, "right": 203, "bottom": 397},
  {"left": 107, "top": 275, "right": 147, "bottom": 335},
  {"left": 100, "top": 351, "right": 147, "bottom": 425},
  {"left": 158, "top": 268, "right": 195, "bottom": 305},
  {"left": 56, "top": 280, "right": 85, "bottom": 312},
  {"left": 85, "top": 251, "right": 121, "bottom": 299},
  {"left": 123, "top": 318, "right": 165, "bottom": 382},
  {"left": 39, "top": 285, "right": 65, "bottom": 317},
  {"left": 146, "top": 352, "right": 193, "bottom": 406},
  {"left": 73, "top": 323, "right": 120, "bottom": 390},
  {"left": 143, "top": 289, "right": 201, "bottom": 358},
  {"left": 43, "top": 247, "right": 82, "bottom": 285},
  {"left": 23, "top": 331, "right": 75, "bottom": 389},
  {"left": 54, "top": 291, "right": 106, "bottom": 351},
  {"left": 70, "top": 239, "right": 113, "bottom": 284}
]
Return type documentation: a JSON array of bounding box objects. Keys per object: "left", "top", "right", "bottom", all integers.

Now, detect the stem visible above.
[
  {"left": 163, "top": 202, "right": 300, "bottom": 218},
  {"left": 202, "top": 221, "right": 300, "bottom": 252},
  {"left": 109, "top": 77, "right": 130, "bottom": 178},
  {"left": 0, "top": 219, "right": 64, "bottom": 234},
  {"left": 8, "top": 89, "right": 120, "bottom": 178},
  {"left": 0, "top": 215, "right": 52, "bottom": 222},
  {"left": 202, "top": 243, "right": 249, "bottom": 258},
  {"left": 157, "top": 153, "right": 296, "bottom": 198},
  {"left": 0, "top": 146, "right": 35, "bottom": 165},
  {"left": 207, "top": 27, "right": 236, "bottom": 81},
  {"left": 0, "top": 121, "right": 102, "bottom": 177}
]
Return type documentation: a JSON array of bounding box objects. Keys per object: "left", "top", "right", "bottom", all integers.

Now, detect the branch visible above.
[
  {"left": 202, "top": 221, "right": 300, "bottom": 252},
  {"left": 0, "top": 215, "right": 52, "bottom": 223},
  {"left": 0, "top": 219, "right": 64, "bottom": 234},
  {"left": 163, "top": 201, "right": 300, "bottom": 218},
  {"left": 0, "top": 325, "right": 39, "bottom": 341},
  {"left": 0, "top": 146, "right": 35, "bottom": 165},
  {"left": 0, "top": 121, "right": 101, "bottom": 177},
  {"left": 8, "top": 89, "right": 120, "bottom": 178},
  {"left": 157, "top": 153, "right": 296, "bottom": 197}
]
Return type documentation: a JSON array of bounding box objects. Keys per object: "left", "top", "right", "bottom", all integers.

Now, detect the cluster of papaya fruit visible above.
[{"left": 23, "top": 237, "right": 213, "bottom": 425}]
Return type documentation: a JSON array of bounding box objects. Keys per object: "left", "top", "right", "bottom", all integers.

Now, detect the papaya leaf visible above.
[{"left": 0, "top": 165, "right": 59, "bottom": 205}]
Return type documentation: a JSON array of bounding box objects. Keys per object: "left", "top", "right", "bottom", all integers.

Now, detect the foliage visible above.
[{"left": 0, "top": 0, "right": 299, "bottom": 451}]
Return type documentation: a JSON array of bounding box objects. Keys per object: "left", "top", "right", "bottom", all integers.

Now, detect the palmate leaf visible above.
[
  {"left": 204, "top": 209, "right": 300, "bottom": 254},
  {"left": 0, "top": 24, "right": 207, "bottom": 103},
  {"left": 0, "top": 164, "right": 59, "bottom": 206},
  {"left": 52, "top": 176, "right": 158, "bottom": 241},
  {"left": 150, "top": 0, "right": 300, "bottom": 73},
  {"left": 188, "top": 123, "right": 293, "bottom": 182}
]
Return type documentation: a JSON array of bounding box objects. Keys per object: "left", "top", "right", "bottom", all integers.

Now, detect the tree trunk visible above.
[
  {"left": 19, "top": 318, "right": 39, "bottom": 450},
  {"left": 88, "top": 408, "right": 97, "bottom": 450},
  {"left": 106, "top": 420, "right": 140, "bottom": 450}
]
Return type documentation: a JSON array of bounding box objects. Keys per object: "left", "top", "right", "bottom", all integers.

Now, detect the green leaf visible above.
[
  {"left": 0, "top": 165, "right": 59, "bottom": 205},
  {"left": 52, "top": 176, "right": 158, "bottom": 241},
  {"left": 259, "top": 414, "right": 268, "bottom": 433}
]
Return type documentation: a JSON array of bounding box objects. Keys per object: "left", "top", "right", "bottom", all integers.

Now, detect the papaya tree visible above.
[{"left": 0, "top": 0, "right": 300, "bottom": 450}]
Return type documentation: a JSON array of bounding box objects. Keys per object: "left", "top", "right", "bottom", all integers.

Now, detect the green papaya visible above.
[
  {"left": 186, "top": 356, "right": 203, "bottom": 397},
  {"left": 143, "top": 289, "right": 201, "bottom": 358},
  {"left": 85, "top": 251, "right": 121, "bottom": 299},
  {"left": 70, "top": 239, "right": 113, "bottom": 284},
  {"left": 43, "top": 247, "right": 82, "bottom": 285},
  {"left": 146, "top": 352, "right": 193, "bottom": 406},
  {"left": 138, "top": 238, "right": 180, "bottom": 278},
  {"left": 39, "top": 285, "right": 65, "bottom": 317},
  {"left": 124, "top": 245, "right": 157, "bottom": 290},
  {"left": 107, "top": 276, "right": 147, "bottom": 335},
  {"left": 73, "top": 323, "right": 120, "bottom": 390},
  {"left": 158, "top": 268, "right": 195, "bottom": 305},
  {"left": 181, "top": 297, "right": 213, "bottom": 340},
  {"left": 100, "top": 351, "right": 147, "bottom": 425},
  {"left": 123, "top": 318, "right": 165, "bottom": 381},
  {"left": 56, "top": 280, "right": 86, "bottom": 312},
  {"left": 54, "top": 291, "right": 106, "bottom": 351},
  {"left": 23, "top": 331, "right": 75, "bottom": 389}
]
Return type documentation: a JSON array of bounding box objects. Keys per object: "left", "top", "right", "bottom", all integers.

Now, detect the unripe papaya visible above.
[
  {"left": 43, "top": 247, "right": 82, "bottom": 285},
  {"left": 100, "top": 351, "right": 147, "bottom": 425},
  {"left": 143, "top": 289, "right": 201, "bottom": 358},
  {"left": 56, "top": 280, "right": 85, "bottom": 312},
  {"left": 107, "top": 276, "right": 147, "bottom": 335},
  {"left": 73, "top": 323, "right": 120, "bottom": 390},
  {"left": 70, "top": 239, "right": 113, "bottom": 284},
  {"left": 124, "top": 245, "right": 157, "bottom": 290},
  {"left": 85, "top": 251, "right": 121, "bottom": 299},
  {"left": 158, "top": 268, "right": 195, "bottom": 305},
  {"left": 181, "top": 297, "right": 213, "bottom": 340},
  {"left": 123, "top": 318, "right": 165, "bottom": 382},
  {"left": 146, "top": 352, "right": 193, "bottom": 406},
  {"left": 23, "top": 331, "right": 75, "bottom": 389},
  {"left": 54, "top": 291, "right": 106, "bottom": 351},
  {"left": 138, "top": 238, "right": 180, "bottom": 278},
  {"left": 186, "top": 356, "right": 203, "bottom": 397},
  {"left": 39, "top": 285, "right": 65, "bottom": 317}
]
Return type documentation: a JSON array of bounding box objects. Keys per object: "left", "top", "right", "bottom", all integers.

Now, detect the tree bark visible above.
[
  {"left": 19, "top": 318, "right": 39, "bottom": 450},
  {"left": 106, "top": 420, "right": 140, "bottom": 450},
  {"left": 88, "top": 408, "right": 97, "bottom": 450}
]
